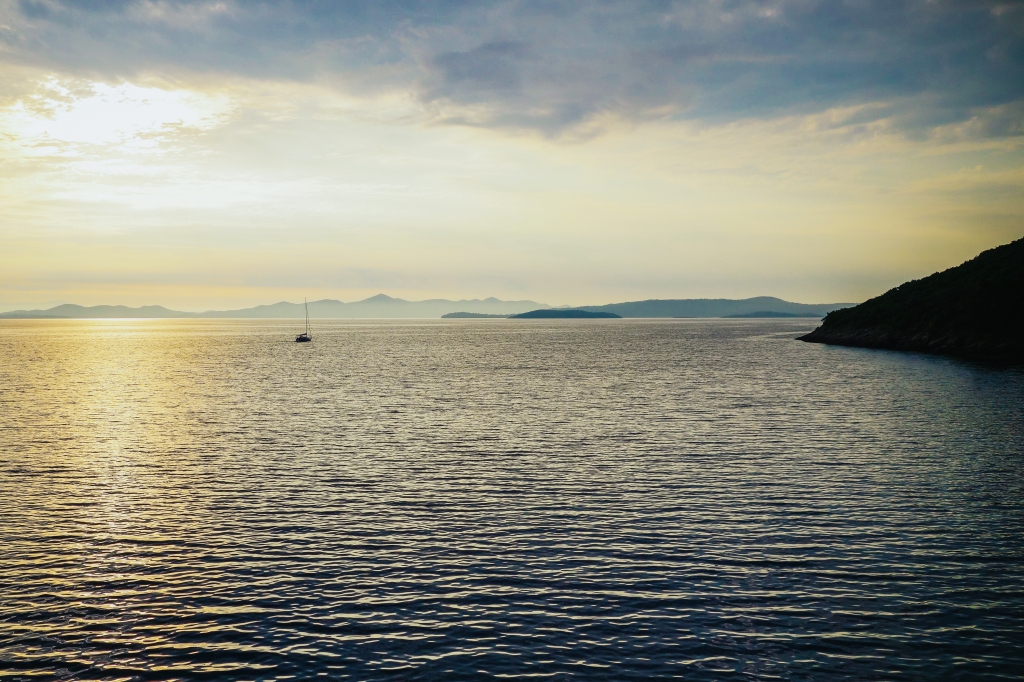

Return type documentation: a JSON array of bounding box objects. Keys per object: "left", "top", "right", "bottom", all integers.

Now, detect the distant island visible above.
[
  {"left": 800, "top": 237, "right": 1023, "bottom": 364},
  {"left": 725, "top": 311, "right": 818, "bottom": 318},
  {"left": 511, "top": 309, "right": 621, "bottom": 319},
  {"left": 441, "top": 312, "right": 509, "bottom": 318},
  {"left": 578, "top": 296, "right": 851, "bottom": 318}
]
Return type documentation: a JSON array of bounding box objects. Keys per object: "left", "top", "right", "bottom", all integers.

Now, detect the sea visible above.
[{"left": 1, "top": 318, "right": 1022, "bottom": 681}]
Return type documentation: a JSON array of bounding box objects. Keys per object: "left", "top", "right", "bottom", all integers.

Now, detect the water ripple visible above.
[{"left": 1, "top": 319, "right": 1022, "bottom": 680}]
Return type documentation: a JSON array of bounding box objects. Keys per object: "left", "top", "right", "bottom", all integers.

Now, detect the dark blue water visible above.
[{"left": 1, "top": 319, "right": 1022, "bottom": 680}]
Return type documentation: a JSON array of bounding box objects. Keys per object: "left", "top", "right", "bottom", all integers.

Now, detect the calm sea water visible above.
[{"left": 1, "top": 319, "right": 1022, "bottom": 681}]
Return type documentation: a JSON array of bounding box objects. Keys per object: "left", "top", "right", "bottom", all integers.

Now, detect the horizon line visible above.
[{"left": 0, "top": 294, "right": 860, "bottom": 318}]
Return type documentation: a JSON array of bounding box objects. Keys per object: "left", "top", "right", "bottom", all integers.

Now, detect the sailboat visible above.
[{"left": 295, "top": 298, "right": 312, "bottom": 342}]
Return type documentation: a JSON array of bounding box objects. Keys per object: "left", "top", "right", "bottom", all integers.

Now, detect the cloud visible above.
[
  {"left": 0, "top": 0, "right": 1022, "bottom": 137},
  {"left": 429, "top": 41, "right": 529, "bottom": 96},
  {"left": 0, "top": 78, "right": 233, "bottom": 157}
]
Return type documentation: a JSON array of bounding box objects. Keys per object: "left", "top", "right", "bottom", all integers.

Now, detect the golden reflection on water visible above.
[{"left": 5, "top": 320, "right": 230, "bottom": 556}]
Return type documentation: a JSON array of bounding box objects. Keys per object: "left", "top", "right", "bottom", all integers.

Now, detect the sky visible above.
[{"left": 1, "top": 0, "right": 1022, "bottom": 311}]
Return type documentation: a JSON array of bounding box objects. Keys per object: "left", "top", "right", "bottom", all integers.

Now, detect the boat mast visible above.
[{"left": 304, "top": 298, "right": 309, "bottom": 336}]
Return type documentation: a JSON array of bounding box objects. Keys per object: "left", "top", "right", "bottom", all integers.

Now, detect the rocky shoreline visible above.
[{"left": 799, "top": 325, "right": 1021, "bottom": 363}]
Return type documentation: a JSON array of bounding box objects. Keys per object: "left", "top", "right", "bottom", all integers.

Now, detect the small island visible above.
[
  {"left": 726, "top": 311, "right": 818, "bottom": 318},
  {"left": 800, "top": 236, "right": 1023, "bottom": 364},
  {"left": 510, "top": 309, "right": 622, "bottom": 319},
  {"left": 441, "top": 312, "right": 510, "bottom": 318}
]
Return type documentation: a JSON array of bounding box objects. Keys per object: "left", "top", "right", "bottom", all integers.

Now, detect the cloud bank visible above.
[{"left": 2, "top": 0, "right": 1021, "bottom": 136}]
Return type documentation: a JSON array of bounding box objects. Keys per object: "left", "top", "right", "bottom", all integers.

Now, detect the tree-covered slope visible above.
[{"left": 800, "top": 237, "right": 1024, "bottom": 363}]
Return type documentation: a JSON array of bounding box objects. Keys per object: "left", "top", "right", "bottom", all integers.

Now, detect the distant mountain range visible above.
[
  {"left": 0, "top": 295, "right": 546, "bottom": 319},
  {"left": 0, "top": 294, "right": 853, "bottom": 319}
]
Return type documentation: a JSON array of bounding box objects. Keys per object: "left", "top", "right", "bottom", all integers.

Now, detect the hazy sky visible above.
[{"left": 1, "top": 0, "right": 1022, "bottom": 310}]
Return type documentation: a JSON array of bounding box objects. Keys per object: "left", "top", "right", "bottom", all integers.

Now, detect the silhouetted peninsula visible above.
[
  {"left": 511, "top": 309, "right": 621, "bottom": 319},
  {"left": 800, "top": 237, "right": 1024, "bottom": 363}
]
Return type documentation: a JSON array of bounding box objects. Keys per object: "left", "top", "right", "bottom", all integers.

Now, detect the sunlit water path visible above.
[{"left": 1, "top": 319, "right": 1022, "bottom": 680}]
